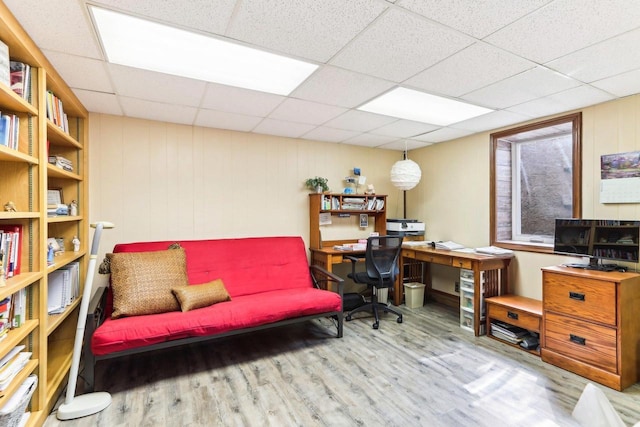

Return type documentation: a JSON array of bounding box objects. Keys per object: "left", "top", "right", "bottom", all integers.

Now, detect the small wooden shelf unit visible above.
[{"left": 486, "top": 295, "right": 542, "bottom": 355}]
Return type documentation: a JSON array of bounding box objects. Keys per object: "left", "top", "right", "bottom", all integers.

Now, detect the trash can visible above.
[
  {"left": 375, "top": 287, "right": 389, "bottom": 304},
  {"left": 404, "top": 282, "right": 426, "bottom": 308}
]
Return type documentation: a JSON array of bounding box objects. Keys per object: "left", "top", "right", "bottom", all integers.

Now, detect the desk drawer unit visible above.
[
  {"left": 545, "top": 312, "right": 617, "bottom": 373},
  {"left": 541, "top": 266, "right": 640, "bottom": 391},
  {"left": 543, "top": 272, "right": 616, "bottom": 326}
]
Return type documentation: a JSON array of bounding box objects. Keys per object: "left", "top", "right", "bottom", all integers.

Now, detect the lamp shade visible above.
[{"left": 390, "top": 159, "right": 422, "bottom": 190}]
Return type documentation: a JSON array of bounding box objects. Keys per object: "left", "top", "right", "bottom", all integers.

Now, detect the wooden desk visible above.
[
  {"left": 310, "top": 247, "right": 365, "bottom": 273},
  {"left": 400, "top": 246, "right": 513, "bottom": 336}
]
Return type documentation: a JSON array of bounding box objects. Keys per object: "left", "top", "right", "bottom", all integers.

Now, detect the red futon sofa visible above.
[{"left": 83, "top": 236, "right": 343, "bottom": 392}]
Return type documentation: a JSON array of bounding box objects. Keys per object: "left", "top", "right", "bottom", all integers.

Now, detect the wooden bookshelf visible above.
[{"left": 0, "top": 3, "right": 89, "bottom": 425}]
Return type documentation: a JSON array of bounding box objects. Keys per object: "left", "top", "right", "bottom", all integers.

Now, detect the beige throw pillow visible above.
[
  {"left": 110, "top": 248, "right": 189, "bottom": 318},
  {"left": 172, "top": 279, "right": 231, "bottom": 312}
]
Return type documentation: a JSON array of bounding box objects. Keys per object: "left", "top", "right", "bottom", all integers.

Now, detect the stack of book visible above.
[
  {"left": 490, "top": 320, "right": 530, "bottom": 344},
  {"left": 48, "top": 155, "right": 73, "bottom": 172}
]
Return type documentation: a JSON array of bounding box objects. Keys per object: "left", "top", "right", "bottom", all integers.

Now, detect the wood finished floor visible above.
[{"left": 44, "top": 303, "right": 640, "bottom": 427}]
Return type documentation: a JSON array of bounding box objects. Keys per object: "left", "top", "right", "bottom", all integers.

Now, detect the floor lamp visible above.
[{"left": 57, "top": 221, "right": 114, "bottom": 420}]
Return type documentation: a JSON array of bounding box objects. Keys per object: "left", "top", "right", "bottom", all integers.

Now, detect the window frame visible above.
[{"left": 490, "top": 112, "right": 582, "bottom": 253}]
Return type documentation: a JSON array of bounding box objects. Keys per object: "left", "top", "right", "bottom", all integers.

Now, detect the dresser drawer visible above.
[
  {"left": 488, "top": 303, "right": 540, "bottom": 332},
  {"left": 544, "top": 312, "right": 617, "bottom": 373},
  {"left": 543, "top": 272, "right": 616, "bottom": 326}
]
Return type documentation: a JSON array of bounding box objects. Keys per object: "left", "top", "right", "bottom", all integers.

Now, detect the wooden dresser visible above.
[{"left": 541, "top": 266, "right": 640, "bottom": 391}]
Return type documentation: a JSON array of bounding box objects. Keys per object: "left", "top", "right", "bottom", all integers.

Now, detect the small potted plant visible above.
[{"left": 305, "top": 176, "right": 329, "bottom": 193}]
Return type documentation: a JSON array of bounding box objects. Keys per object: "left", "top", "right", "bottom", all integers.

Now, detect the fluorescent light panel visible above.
[
  {"left": 358, "top": 87, "right": 493, "bottom": 126},
  {"left": 90, "top": 6, "right": 318, "bottom": 96}
]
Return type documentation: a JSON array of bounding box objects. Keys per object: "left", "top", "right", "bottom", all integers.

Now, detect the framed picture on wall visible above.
[{"left": 359, "top": 214, "right": 368, "bottom": 228}]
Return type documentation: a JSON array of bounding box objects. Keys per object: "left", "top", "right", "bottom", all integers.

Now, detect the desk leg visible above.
[{"left": 395, "top": 255, "right": 405, "bottom": 305}]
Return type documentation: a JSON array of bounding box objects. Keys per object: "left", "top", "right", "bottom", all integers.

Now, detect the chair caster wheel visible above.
[
  {"left": 373, "top": 322, "right": 379, "bottom": 329},
  {"left": 397, "top": 317, "right": 403, "bottom": 323},
  {"left": 346, "top": 315, "right": 352, "bottom": 321}
]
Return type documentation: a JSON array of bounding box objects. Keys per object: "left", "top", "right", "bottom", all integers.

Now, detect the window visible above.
[{"left": 490, "top": 113, "right": 582, "bottom": 252}]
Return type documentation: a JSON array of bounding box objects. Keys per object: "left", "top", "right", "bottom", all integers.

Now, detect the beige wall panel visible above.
[
  {"left": 409, "top": 94, "right": 640, "bottom": 299},
  {"left": 89, "top": 113, "right": 400, "bottom": 289}
]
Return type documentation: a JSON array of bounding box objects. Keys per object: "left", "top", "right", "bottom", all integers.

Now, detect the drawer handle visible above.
[
  {"left": 507, "top": 311, "right": 519, "bottom": 320},
  {"left": 569, "top": 291, "right": 585, "bottom": 301},
  {"left": 569, "top": 334, "right": 586, "bottom": 346}
]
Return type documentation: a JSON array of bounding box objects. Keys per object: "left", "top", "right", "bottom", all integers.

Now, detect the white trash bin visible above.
[{"left": 404, "top": 282, "right": 426, "bottom": 308}]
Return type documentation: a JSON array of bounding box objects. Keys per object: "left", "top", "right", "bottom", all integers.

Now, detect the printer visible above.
[{"left": 386, "top": 219, "right": 425, "bottom": 236}]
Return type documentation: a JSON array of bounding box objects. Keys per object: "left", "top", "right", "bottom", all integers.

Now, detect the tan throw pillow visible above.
[
  {"left": 172, "top": 279, "right": 231, "bottom": 312},
  {"left": 110, "top": 248, "right": 189, "bottom": 318}
]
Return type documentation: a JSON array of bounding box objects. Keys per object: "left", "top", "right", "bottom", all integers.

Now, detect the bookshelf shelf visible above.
[
  {"left": 309, "top": 193, "right": 387, "bottom": 250},
  {"left": 0, "top": 4, "right": 89, "bottom": 425}
]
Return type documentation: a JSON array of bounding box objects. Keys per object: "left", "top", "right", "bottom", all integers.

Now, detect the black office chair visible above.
[{"left": 345, "top": 236, "right": 404, "bottom": 329}]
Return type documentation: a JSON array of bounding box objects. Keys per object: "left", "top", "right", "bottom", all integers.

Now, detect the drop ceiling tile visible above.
[
  {"left": 91, "top": 0, "right": 236, "bottom": 35},
  {"left": 323, "top": 110, "right": 398, "bottom": 132},
  {"left": 252, "top": 119, "right": 316, "bottom": 139},
  {"left": 302, "top": 127, "right": 361, "bottom": 143},
  {"left": 507, "top": 85, "right": 615, "bottom": 117},
  {"left": 343, "top": 133, "right": 398, "bottom": 148},
  {"left": 267, "top": 99, "right": 347, "bottom": 125},
  {"left": 200, "top": 83, "right": 285, "bottom": 117},
  {"left": 411, "top": 127, "right": 474, "bottom": 143},
  {"left": 331, "top": 8, "right": 474, "bottom": 82},
  {"left": 120, "top": 97, "right": 197, "bottom": 125},
  {"left": 452, "top": 110, "right": 530, "bottom": 132},
  {"left": 43, "top": 50, "right": 113, "bottom": 93},
  {"left": 371, "top": 120, "right": 439, "bottom": 138},
  {"left": 109, "top": 65, "right": 207, "bottom": 107},
  {"left": 590, "top": 69, "right": 640, "bottom": 98},
  {"left": 73, "top": 89, "right": 122, "bottom": 116},
  {"left": 227, "top": 0, "right": 388, "bottom": 62},
  {"left": 485, "top": 0, "right": 640, "bottom": 63},
  {"left": 398, "top": 0, "right": 551, "bottom": 39},
  {"left": 462, "top": 66, "right": 581, "bottom": 109},
  {"left": 194, "top": 109, "right": 263, "bottom": 132},
  {"left": 546, "top": 28, "right": 640, "bottom": 83},
  {"left": 5, "top": 0, "right": 102, "bottom": 59},
  {"left": 379, "top": 139, "right": 431, "bottom": 150},
  {"left": 406, "top": 42, "right": 535, "bottom": 97},
  {"left": 292, "top": 66, "right": 395, "bottom": 108}
]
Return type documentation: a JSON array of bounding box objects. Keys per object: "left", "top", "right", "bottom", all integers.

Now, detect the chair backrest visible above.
[{"left": 364, "top": 235, "right": 403, "bottom": 286}]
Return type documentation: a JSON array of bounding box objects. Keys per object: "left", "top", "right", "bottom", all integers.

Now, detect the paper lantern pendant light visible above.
[{"left": 390, "top": 159, "right": 422, "bottom": 190}]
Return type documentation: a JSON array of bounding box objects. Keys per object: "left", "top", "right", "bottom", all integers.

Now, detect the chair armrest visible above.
[
  {"left": 310, "top": 265, "right": 344, "bottom": 297},
  {"left": 344, "top": 255, "right": 363, "bottom": 263}
]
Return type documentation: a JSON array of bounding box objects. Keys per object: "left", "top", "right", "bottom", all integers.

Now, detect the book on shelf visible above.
[
  {"left": 435, "top": 241, "right": 465, "bottom": 250},
  {"left": 0, "top": 40, "right": 9, "bottom": 87},
  {"left": 0, "top": 113, "right": 19, "bottom": 150},
  {"left": 45, "top": 90, "right": 69, "bottom": 133},
  {"left": 9, "top": 61, "right": 30, "bottom": 100},
  {"left": 0, "top": 224, "right": 23, "bottom": 278},
  {"left": 490, "top": 320, "right": 530, "bottom": 344}
]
